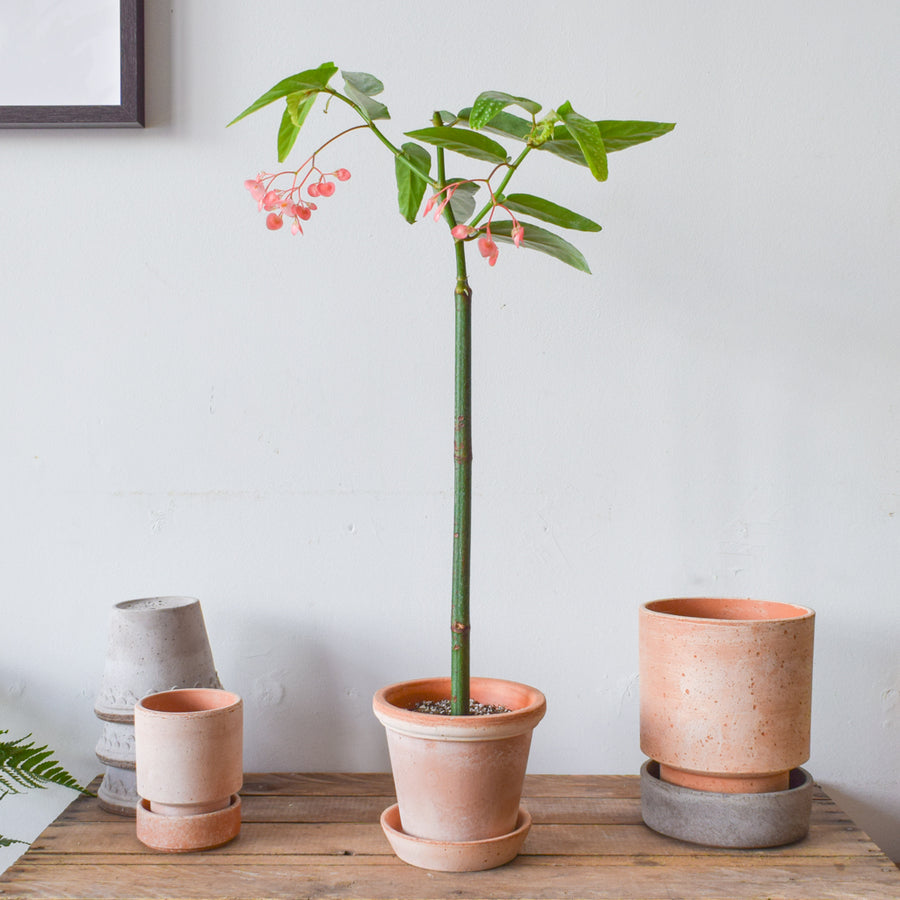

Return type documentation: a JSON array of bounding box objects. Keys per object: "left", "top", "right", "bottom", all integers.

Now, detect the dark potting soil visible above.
[{"left": 411, "top": 699, "right": 511, "bottom": 715}]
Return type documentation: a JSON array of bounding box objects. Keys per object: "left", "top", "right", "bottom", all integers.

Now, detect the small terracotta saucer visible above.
[
  {"left": 380, "top": 803, "right": 531, "bottom": 872},
  {"left": 136, "top": 794, "right": 241, "bottom": 852}
]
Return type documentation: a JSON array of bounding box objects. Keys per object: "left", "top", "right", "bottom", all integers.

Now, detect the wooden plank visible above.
[
  {"left": 55, "top": 789, "right": 847, "bottom": 828},
  {"left": 2, "top": 857, "right": 899, "bottom": 900},
  {"left": 240, "top": 772, "right": 396, "bottom": 796},
  {"left": 238, "top": 772, "right": 645, "bottom": 798},
  {"left": 25, "top": 818, "right": 889, "bottom": 860},
  {"left": 54, "top": 795, "right": 648, "bottom": 827},
  {"left": 2, "top": 774, "right": 898, "bottom": 900}
]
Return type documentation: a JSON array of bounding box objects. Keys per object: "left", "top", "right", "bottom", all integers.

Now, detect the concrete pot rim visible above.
[
  {"left": 373, "top": 676, "right": 546, "bottom": 741},
  {"left": 114, "top": 596, "right": 201, "bottom": 614}
]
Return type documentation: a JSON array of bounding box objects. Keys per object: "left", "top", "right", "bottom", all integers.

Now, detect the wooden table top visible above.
[{"left": 1, "top": 773, "right": 898, "bottom": 900}]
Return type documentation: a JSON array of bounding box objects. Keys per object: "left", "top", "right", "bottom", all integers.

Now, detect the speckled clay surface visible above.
[
  {"left": 136, "top": 794, "right": 241, "bottom": 852},
  {"left": 641, "top": 760, "right": 813, "bottom": 847},
  {"left": 640, "top": 598, "right": 815, "bottom": 793},
  {"left": 135, "top": 688, "right": 243, "bottom": 851},
  {"left": 380, "top": 803, "right": 531, "bottom": 871},
  {"left": 373, "top": 676, "right": 545, "bottom": 857}
]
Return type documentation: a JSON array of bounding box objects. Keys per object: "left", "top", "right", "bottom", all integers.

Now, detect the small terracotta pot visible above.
[
  {"left": 372, "top": 676, "right": 545, "bottom": 870},
  {"left": 639, "top": 598, "right": 814, "bottom": 794},
  {"left": 134, "top": 688, "right": 243, "bottom": 851}
]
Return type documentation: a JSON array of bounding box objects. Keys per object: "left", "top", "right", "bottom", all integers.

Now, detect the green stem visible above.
[
  {"left": 470, "top": 145, "right": 533, "bottom": 227},
  {"left": 434, "top": 130, "right": 472, "bottom": 717},
  {"left": 328, "top": 90, "right": 440, "bottom": 188}
]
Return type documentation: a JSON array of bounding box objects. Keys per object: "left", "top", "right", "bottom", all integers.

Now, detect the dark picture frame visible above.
[{"left": 0, "top": 0, "right": 144, "bottom": 128}]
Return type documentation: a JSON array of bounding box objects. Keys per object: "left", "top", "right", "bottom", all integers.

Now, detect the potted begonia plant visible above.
[{"left": 231, "top": 63, "right": 673, "bottom": 870}]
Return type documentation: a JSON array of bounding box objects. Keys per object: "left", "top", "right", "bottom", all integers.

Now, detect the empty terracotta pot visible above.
[
  {"left": 372, "top": 676, "right": 545, "bottom": 870},
  {"left": 640, "top": 598, "right": 815, "bottom": 793},
  {"left": 134, "top": 688, "right": 243, "bottom": 851}
]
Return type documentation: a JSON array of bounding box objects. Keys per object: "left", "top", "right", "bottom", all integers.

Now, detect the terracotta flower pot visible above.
[
  {"left": 94, "top": 596, "right": 222, "bottom": 816},
  {"left": 639, "top": 598, "right": 815, "bottom": 794},
  {"left": 372, "top": 677, "right": 545, "bottom": 871},
  {"left": 134, "top": 688, "right": 243, "bottom": 851}
]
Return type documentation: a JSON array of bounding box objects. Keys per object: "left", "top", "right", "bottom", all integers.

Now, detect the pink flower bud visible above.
[
  {"left": 451, "top": 225, "right": 476, "bottom": 240},
  {"left": 244, "top": 179, "right": 266, "bottom": 201},
  {"left": 318, "top": 180, "right": 336, "bottom": 197},
  {"left": 335, "top": 168, "right": 351, "bottom": 181},
  {"left": 512, "top": 224, "right": 525, "bottom": 248},
  {"left": 266, "top": 213, "right": 283, "bottom": 231},
  {"left": 478, "top": 235, "right": 499, "bottom": 266},
  {"left": 307, "top": 183, "right": 320, "bottom": 198}
]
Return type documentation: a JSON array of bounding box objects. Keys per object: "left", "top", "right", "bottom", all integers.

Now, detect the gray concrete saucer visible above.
[{"left": 640, "top": 759, "right": 813, "bottom": 848}]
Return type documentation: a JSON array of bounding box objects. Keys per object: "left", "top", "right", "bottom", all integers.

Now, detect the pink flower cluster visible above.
[
  {"left": 427, "top": 181, "right": 524, "bottom": 267},
  {"left": 244, "top": 166, "right": 351, "bottom": 235}
]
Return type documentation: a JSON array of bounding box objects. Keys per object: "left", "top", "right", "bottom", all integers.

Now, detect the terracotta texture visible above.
[
  {"left": 372, "top": 677, "right": 546, "bottom": 850},
  {"left": 94, "top": 597, "right": 222, "bottom": 816},
  {"left": 380, "top": 803, "right": 531, "bottom": 872},
  {"left": 135, "top": 795, "right": 242, "bottom": 853},
  {"left": 134, "top": 688, "right": 243, "bottom": 851},
  {"left": 640, "top": 598, "right": 815, "bottom": 793}
]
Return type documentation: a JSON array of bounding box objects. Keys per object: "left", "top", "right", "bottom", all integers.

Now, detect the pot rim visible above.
[
  {"left": 114, "top": 596, "right": 200, "bottom": 613},
  {"left": 137, "top": 688, "right": 242, "bottom": 717},
  {"left": 642, "top": 597, "right": 814, "bottom": 624},
  {"left": 373, "top": 676, "right": 546, "bottom": 741}
]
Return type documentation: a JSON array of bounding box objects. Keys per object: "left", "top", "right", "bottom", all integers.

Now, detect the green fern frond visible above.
[
  {"left": 0, "top": 731, "right": 91, "bottom": 796},
  {"left": 0, "top": 834, "right": 28, "bottom": 848}
]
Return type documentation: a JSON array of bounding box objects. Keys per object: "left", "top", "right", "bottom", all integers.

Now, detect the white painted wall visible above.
[{"left": 2, "top": 0, "right": 898, "bottom": 870}]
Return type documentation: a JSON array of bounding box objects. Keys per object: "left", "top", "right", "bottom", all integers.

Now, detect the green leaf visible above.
[
  {"left": 469, "top": 91, "right": 541, "bottom": 130},
  {"left": 502, "top": 193, "right": 601, "bottom": 232},
  {"left": 0, "top": 835, "right": 27, "bottom": 848},
  {"left": 342, "top": 70, "right": 390, "bottom": 121},
  {"left": 277, "top": 112, "right": 299, "bottom": 163},
  {"left": 405, "top": 126, "right": 509, "bottom": 164},
  {"left": 277, "top": 93, "right": 316, "bottom": 162},
  {"left": 286, "top": 91, "right": 316, "bottom": 128},
  {"left": 341, "top": 70, "right": 384, "bottom": 96},
  {"left": 447, "top": 180, "right": 480, "bottom": 222},
  {"left": 595, "top": 120, "right": 676, "bottom": 151},
  {"left": 459, "top": 107, "right": 532, "bottom": 142},
  {"left": 395, "top": 142, "right": 431, "bottom": 223},
  {"left": 0, "top": 732, "right": 92, "bottom": 797},
  {"left": 556, "top": 101, "right": 607, "bottom": 181},
  {"left": 541, "top": 120, "right": 675, "bottom": 168},
  {"left": 228, "top": 62, "right": 338, "bottom": 126},
  {"left": 489, "top": 220, "right": 591, "bottom": 273}
]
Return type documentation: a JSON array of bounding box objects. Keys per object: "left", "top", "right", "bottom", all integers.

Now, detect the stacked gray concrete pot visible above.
[{"left": 94, "top": 597, "right": 222, "bottom": 816}]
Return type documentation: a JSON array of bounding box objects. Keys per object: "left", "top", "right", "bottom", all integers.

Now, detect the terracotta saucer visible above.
[
  {"left": 136, "top": 794, "right": 241, "bottom": 852},
  {"left": 380, "top": 803, "right": 531, "bottom": 872}
]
